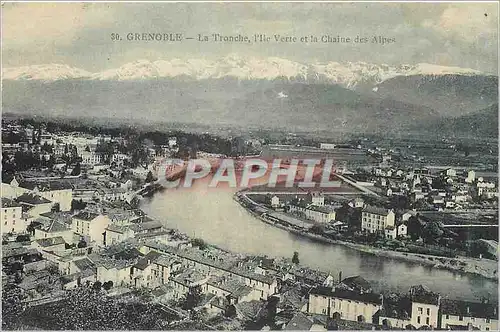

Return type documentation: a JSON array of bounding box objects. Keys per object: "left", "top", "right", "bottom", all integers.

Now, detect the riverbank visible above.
[{"left": 235, "top": 193, "right": 498, "bottom": 281}]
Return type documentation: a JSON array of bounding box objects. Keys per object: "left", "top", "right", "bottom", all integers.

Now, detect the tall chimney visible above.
[
  {"left": 466, "top": 306, "right": 470, "bottom": 315},
  {"left": 339, "top": 271, "right": 342, "bottom": 283}
]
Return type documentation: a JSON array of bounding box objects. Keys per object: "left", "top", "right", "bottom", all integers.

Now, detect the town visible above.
[{"left": 1, "top": 117, "right": 498, "bottom": 330}]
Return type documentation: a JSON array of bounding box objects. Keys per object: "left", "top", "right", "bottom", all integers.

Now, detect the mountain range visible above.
[
  {"left": 2, "top": 55, "right": 498, "bottom": 137},
  {"left": 2, "top": 55, "right": 484, "bottom": 89}
]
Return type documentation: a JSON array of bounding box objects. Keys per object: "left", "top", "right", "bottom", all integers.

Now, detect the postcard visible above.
[{"left": 1, "top": 2, "right": 498, "bottom": 330}]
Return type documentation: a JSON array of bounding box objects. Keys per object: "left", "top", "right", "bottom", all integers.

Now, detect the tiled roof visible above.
[
  {"left": 133, "top": 251, "right": 162, "bottom": 270},
  {"left": 15, "top": 193, "right": 51, "bottom": 205},
  {"left": 19, "top": 180, "right": 73, "bottom": 191},
  {"left": 441, "top": 299, "right": 498, "bottom": 320},
  {"left": 306, "top": 205, "right": 335, "bottom": 214},
  {"left": 310, "top": 286, "right": 383, "bottom": 305},
  {"left": 1, "top": 198, "right": 21, "bottom": 208},
  {"left": 409, "top": 285, "right": 440, "bottom": 306},
  {"left": 284, "top": 312, "right": 314, "bottom": 331},
  {"left": 363, "top": 205, "right": 391, "bottom": 216},
  {"left": 340, "top": 275, "right": 372, "bottom": 292},
  {"left": 73, "top": 211, "right": 100, "bottom": 221},
  {"left": 73, "top": 257, "right": 96, "bottom": 273},
  {"left": 379, "top": 296, "right": 412, "bottom": 320},
  {"left": 129, "top": 220, "right": 163, "bottom": 232},
  {"left": 35, "top": 236, "right": 66, "bottom": 247}
]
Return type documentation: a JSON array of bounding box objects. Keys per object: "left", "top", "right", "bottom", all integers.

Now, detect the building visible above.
[
  {"left": 270, "top": 195, "right": 280, "bottom": 209},
  {"left": 206, "top": 274, "right": 261, "bottom": 304},
  {"left": 361, "top": 206, "right": 395, "bottom": 233},
  {"left": 378, "top": 295, "right": 412, "bottom": 329},
  {"left": 15, "top": 193, "right": 53, "bottom": 217},
  {"left": 305, "top": 205, "right": 336, "bottom": 223},
  {"left": 308, "top": 286, "right": 383, "bottom": 323},
  {"left": 310, "top": 192, "right": 325, "bottom": 206},
  {"left": 80, "top": 151, "right": 102, "bottom": 166},
  {"left": 1, "top": 198, "right": 25, "bottom": 234},
  {"left": 385, "top": 222, "right": 408, "bottom": 239},
  {"left": 440, "top": 299, "right": 498, "bottom": 331},
  {"left": 409, "top": 285, "right": 440, "bottom": 329},
  {"left": 71, "top": 211, "right": 111, "bottom": 246},
  {"left": 445, "top": 168, "right": 457, "bottom": 177},
  {"left": 320, "top": 143, "right": 336, "bottom": 150},
  {"left": 465, "top": 170, "right": 476, "bottom": 184},
  {"left": 14, "top": 180, "right": 73, "bottom": 212}
]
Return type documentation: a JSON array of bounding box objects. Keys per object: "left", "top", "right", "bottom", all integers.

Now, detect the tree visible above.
[
  {"left": 191, "top": 238, "right": 208, "bottom": 250},
  {"left": 292, "top": 251, "right": 300, "bottom": 264},
  {"left": 71, "top": 199, "right": 87, "bottom": 211},
  {"left": 93, "top": 281, "right": 102, "bottom": 291},
  {"left": 145, "top": 170, "right": 155, "bottom": 183},
  {"left": 77, "top": 238, "right": 87, "bottom": 248},
  {"left": 71, "top": 162, "right": 81, "bottom": 176},
  {"left": 1, "top": 284, "right": 23, "bottom": 329},
  {"left": 182, "top": 285, "right": 202, "bottom": 310},
  {"left": 103, "top": 281, "right": 114, "bottom": 290}
]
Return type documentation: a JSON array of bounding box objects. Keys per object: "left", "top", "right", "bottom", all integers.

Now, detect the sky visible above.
[{"left": 2, "top": 2, "right": 498, "bottom": 73}]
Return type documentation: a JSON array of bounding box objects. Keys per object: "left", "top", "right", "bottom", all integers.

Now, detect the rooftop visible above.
[
  {"left": 73, "top": 211, "right": 100, "bottom": 221},
  {"left": 35, "top": 236, "right": 66, "bottom": 247},
  {"left": 15, "top": 193, "right": 51, "bottom": 205},
  {"left": 441, "top": 299, "right": 498, "bottom": 320},
  {"left": 363, "top": 205, "right": 392, "bottom": 216},
  {"left": 409, "top": 285, "right": 440, "bottom": 306},
  {"left": 284, "top": 312, "right": 314, "bottom": 331},
  {"left": 19, "top": 179, "right": 73, "bottom": 191},
  {"left": 1, "top": 198, "right": 21, "bottom": 208},
  {"left": 310, "top": 287, "right": 383, "bottom": 305}
]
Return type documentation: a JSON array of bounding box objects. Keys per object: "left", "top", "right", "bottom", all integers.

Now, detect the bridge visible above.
[{"left": 334, "top": 173, "right": 380, "bottom": 197}]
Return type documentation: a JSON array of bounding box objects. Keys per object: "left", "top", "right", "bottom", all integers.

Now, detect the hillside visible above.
[
  {"left": 2, "top": 80, "right": 438, "bottom": 134},
  {"left": 423, "top": 104, "right": 499, "bottom": 138},
  {"left": 373, "top": 74, "right": 498, "bottom": 117}
]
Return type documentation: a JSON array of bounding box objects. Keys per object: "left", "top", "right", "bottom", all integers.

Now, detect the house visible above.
[
  {"left": 270, "top": 195, "right": 280, "bottom": 209},
  {"left": 15, "top": 193, "right": 53, "bottom": 217},
  {"left": 305, "top": 205, "right": 336, "bottom": 223},
  {"left": 338, "top": 276, "right": 372, "bottom": 294},
  {"left": 409, "top": 285, "right": 440, "bottom": 329},
  {"left": 465, "top": 170, "right": 476, "bottom": 184},
  {"left": 361, "top": 206, "right": 395, "bottom": 233},
  {"left": 284, "top": 312, "right": 315, "bottom": 331},
  {"left": 169, "top": 270, "right": 210, "bottom": 300},
  {"left": 385, "top": 222, "right": 407, "bottom": 239},
  {"left": 440, "top": 299, "right": 498, "bottom": 331},
  {"left": 80, "top": 151, "right": 102, "bottom": 165},
  {"left": 16, "top": 180, "right": 73, "bottom": 212},
  {"left": 308, "top": 286, "right": 383, "bottom": 323},
  {"left": 88, "top": 252, "right": 137, "bottom": 286},
  {"left": 349, "top": 197, "right": 365, "bottom": 209},
  {"left": 1, "top": 198, "right": 25, "bottom": 234},
  {"left": 32, "top": 236, "right": 67, "bottom": 253},
  {"left": 309, "top": 192, "right": 325, "bottom": 206},
  {"left": 105, "top": 220, "right": 165, "bottom": 245},
  {"left": 33, "top": 218, "right": 75, "bottom": 244},
  {"left": 206, "top": 274, "right": 260, "bottom": 304},
  {"left": 71, "top": 211, "right": 111, "bottom": 246},
  {"left": 378, "top": 296, "right": 412, "bottom": 329},
  {"left": 445, "top": 168, "right": 457, "bottom": 177},
  {"left": 142, "top": 242, "right": 278, "bottom": 299}
]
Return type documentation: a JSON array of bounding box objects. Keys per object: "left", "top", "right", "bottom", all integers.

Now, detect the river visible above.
[{"left": 140, "top": 180, "right": 498, "bottom": 302}]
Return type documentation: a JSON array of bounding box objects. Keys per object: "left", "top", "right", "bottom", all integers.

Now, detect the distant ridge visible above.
[{"left": 2, "top": 55, "right": 485, "bottom": 89}]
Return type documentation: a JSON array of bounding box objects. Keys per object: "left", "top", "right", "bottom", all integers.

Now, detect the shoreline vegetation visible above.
[{"left": 231, "top": 192, "right": 498, "bottom": 282}]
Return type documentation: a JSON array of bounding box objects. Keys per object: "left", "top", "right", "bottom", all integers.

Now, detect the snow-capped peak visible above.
[
  {"left": 2, "top": 56, "right": 485, "bottom": 89},
  {"left": 2, "top": 64, "right": 92, "bottom": 81}
]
